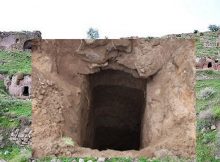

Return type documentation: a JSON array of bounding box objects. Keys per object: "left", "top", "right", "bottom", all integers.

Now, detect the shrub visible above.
[
  {"left": 197, "top": 87, "right": 216, "bottom": 100},
  {"left": 194, "top": 30, "right": 199, "bottom": 34},
  {"left": 87, "top": 28, "right": 99, "bottom": 39},
  {"left": 197, "top": 118, "right": 214, "bottom": 131},
  {"left": 61, "top": 137, "right": 74, "bottom": 146},
  {"left": 200, "top": 32, "right": 204, "bottom": 36},
  {"left": 198, "top": 108, "right": 213, "bottom": 121},
  {"left": 208, "top": 24, "right": 220, "bottom": 32}
]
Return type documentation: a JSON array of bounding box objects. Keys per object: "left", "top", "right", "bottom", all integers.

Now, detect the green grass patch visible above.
[
  {"left": 195, "top": 31, "right": 220, "bottom": 58},
  {"left": 196, "top": 131, "right": 217, "bottom": 162},
  {"left": 196, "top": 79, "right": 220, "bottom": 113},
  {"left": 0, "top": 51, "right": 31, "bottom": 75},
  {"left": 196, "top": 78, "right": 220, "bottom": 161},
  {"left": 0, "top": 99, "right": 31, "bottom": 130},
  {"left": 197, "top": 70, "right": 220, "bottom": 79},
  {"left": 213, "top": 106, "right": 220, "bottom": 119},
  {"left": 0, "top": 80, "right": 8, "bottom": 98},
  {"left": 7, "top": 101, "right": 32, "bottom": 117},
  {"left": 0, "top": 146, "right": 31, "bottom": 162},
  {"left": 0, "top": 116, "right": 19, "bottom": 128},
  {"left": 0, "top": 80, "right": 31, "bottom": 131}
]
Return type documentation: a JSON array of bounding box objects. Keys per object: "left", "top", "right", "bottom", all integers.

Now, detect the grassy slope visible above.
[
  {"left": 0, "top": 51, "right": 32, "bottom": 161},
  {"left": 195, "top": 31, "right": 220, "bottom": 58},
  {"left": 195, "top": 31, "right": 220, "bottom": 162},
  {"left": 196, "top": 79, "right": 220, "bottom": 162},
  {"left": 1, "top": 32, "right": 220, "bottom": 161},
  {"left": 0, "top": 51, "right": 31, "bottom": 75}
]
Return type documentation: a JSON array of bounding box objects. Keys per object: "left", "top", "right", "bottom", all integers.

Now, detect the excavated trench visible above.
[
  {"left": 80, "top": 70, "right": 147, "bottom": 151},
  {"left": 32, "top": 39, "right": 196, "bottom": 158}
]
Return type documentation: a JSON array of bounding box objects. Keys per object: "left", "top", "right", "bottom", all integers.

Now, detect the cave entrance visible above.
[
  {"left": 208, "top": 62, "right": 212, "bottom": 68},
  {"left": 23, "top": 40, "right": 32, "bottom": 51},
  {"left": 82, "top": 70, "right": 146, "bottom": 151},
  {"left": 23, "top": 86, "right": 29, "bottom": 96}
]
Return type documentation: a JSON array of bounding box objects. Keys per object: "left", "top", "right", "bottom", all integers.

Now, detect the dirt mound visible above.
[{"left": 32, "top": 39, "right": 196, "bottom": 158}]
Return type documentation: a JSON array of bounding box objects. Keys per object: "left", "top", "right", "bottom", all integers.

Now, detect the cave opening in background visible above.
[
  {"left": 23, "top": 40, "right": 32, "bottom": 51},
  {"left": 23, "top": 86, "right": 29, "bottom": 96},
  {"left": 208, "top": 62, "right": 212, "bottom": 68},
  {"left": 82, "top": 70, "right": 146, "bottom": 151}
]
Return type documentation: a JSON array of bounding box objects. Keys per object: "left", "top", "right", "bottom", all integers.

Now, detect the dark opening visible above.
[
  {"left": 91, "top": 85, "right": 144, "bottom": 151},
  {"left": 215, "top": 60, "right": 218, "bottom": 63},
  {"left": 23, "top": 40, "right": 32, "bottom": 51},
  {"left": 82, "top": 70, "right": 146, "bottom": 151},
  {"left": 15, "top": 38, "right": 19, "bottom": 43},
  {"left": 23, "top": 86, "right": 29, "bottom": 96},
  {"left": 208, "top": 62, "right": 212, "bottom": 68}
]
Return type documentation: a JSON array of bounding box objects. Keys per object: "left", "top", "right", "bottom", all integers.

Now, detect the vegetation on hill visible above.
[
  {"left": 0, "top": 51, "right": 32, "bottom": 161},
  {"left": 195, "top": 31, "right": 219, "bottom": 58},
  {"left": 196, "top": 74, "right": 220, "bottom": 161},
  {"left": 1, "top": 31, "right": 220, "bottom": 161},
  {"left": 0, "top": 51, "right": 31, "bottom": 75}
]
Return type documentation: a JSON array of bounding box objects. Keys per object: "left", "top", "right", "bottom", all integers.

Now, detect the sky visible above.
[{"left": 0, "top": 0, "right": 220, "bottom": 39}]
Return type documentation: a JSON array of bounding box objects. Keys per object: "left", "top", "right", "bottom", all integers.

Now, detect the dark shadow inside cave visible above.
[
  {"left": 82, "top": 70, "right": 146, "bottom": 151},
  {"left": 23, "top": 86, "right": 29, "bottom": 96},
  {"left": 208, "top": 62, "right": 212, "bottom": 68}
]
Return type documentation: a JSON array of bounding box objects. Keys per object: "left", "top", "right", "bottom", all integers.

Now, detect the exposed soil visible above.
[{"left": 32, "top": 39, "right": 196, "bottom": 158}]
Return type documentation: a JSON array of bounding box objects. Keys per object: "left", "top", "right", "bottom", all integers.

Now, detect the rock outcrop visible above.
[
  {"left": 0, "top": 31, "right": 41, "bottom": 51},
  {"left": 4, "top": 73, "right": 31, "bottom": 99}
]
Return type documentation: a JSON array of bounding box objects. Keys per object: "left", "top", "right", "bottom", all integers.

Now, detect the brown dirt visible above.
[{"left": 32, "top": 38, "right": 196, "bottom": 158}]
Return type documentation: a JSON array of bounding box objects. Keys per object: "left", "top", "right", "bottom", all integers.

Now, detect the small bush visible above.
[
  {"left": 198, "top": 108, "right": 213, "bottom": 121},
  {"left": 194, "top": 30, "right": 199, "bottom": 34},
  {"left": 61, "top": 137, "right": 74, "bottom": 146},
  {"left": 87, "top": 28, "right": 99, "bottom": 39},
  {"left": 200, "top": 32, "right": 204, "bottom": 36},
  {"left": 197, "top": 119, "right": 213, "bottom": 131},
  {"left": 208, "top": 24, "right": 220, "bottom": 32},
  {"left": 197, "top": 87, "right": 216, "bottom": 100}
]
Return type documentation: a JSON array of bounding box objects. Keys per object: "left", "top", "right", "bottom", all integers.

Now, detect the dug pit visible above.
[
  {"left": 81, "top": 70, "right": 146, "bottom": 151},
  {"left": 32, "top": 39, "right": 196, "bottom": 158}
]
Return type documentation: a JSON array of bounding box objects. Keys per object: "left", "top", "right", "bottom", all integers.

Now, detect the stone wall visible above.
[
  {"left": 10, "top": 127, "right": 32, "bottom": 146},
  {"left": 9, "top": 117, "right": 32, "bottom": 146},
  {"left": 0, "top": 31, "right": 41, "bottom": 51}
]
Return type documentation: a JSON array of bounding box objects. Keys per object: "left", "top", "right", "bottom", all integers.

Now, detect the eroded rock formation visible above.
[
  {"left": 196, "top": 57, "right": 220, "bottom": 70},
  {"left": 0, "top": 31, "right": 41, "bottom": 51},
  {"left": 32, "top": 38, "right": 196, "bottom": 158},
  {"left": 4, "top": 73, "right": 31, "bottom": 99}
]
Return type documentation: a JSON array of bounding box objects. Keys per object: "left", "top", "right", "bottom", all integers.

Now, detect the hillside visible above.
[
  {"left": 0, "top": 51, "right": 32, "bottom": 162},
  {"left": 0, "top": 31, "right": 220, "bottom": 161},
  {"left": 163, "top": 31, "right": 220, "bottom": 58},
  {"left": 195, "top": 31, "right": 220, "bottom": 58}
]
